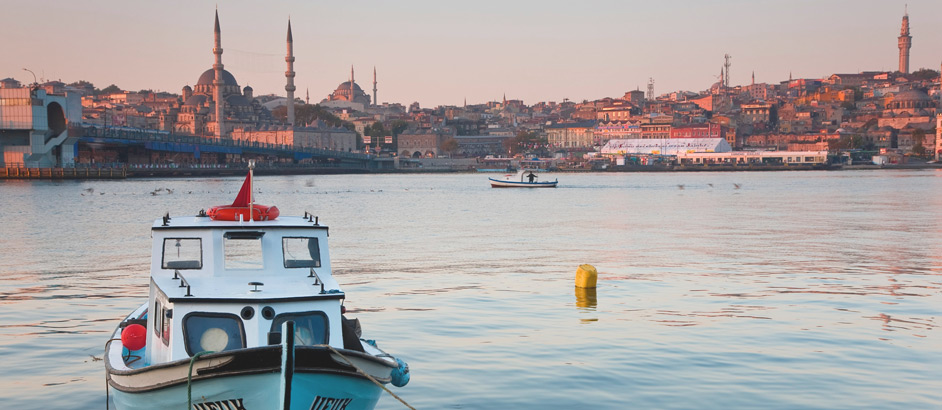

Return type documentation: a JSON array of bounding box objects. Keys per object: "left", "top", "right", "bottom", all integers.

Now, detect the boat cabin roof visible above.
[{"left": 149, "top": 215, "right": 341, "bottom": 303}]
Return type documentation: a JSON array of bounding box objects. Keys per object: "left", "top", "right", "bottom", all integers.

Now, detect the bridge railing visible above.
[{"left": 75, "top": 124, "right": 373, "bottom": 161}]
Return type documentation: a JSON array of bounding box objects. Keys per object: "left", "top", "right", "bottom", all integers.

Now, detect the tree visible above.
[
  {"left": 440, "top": 138, "right": 459, "bottom": 156},
  {"left": 389, "top": 120, "right": 409, "bottom": 136},
  {"left": 503, "top": 131, "right": 546, "bottom": 156},
  {"left": 911, "top": 68, "right": 940, "bottom": 81},
  {"left": 100, "top": 84, "right": 122, "bottom": 94},
  {"left": 911, "top": 129, "right": 927, "bottom": 157},
  {"left": 365, "top": 121, "right": 386, "bottom": 137},
  {"left": 271, "top": 103, "right": 354, "bottom": 131}
]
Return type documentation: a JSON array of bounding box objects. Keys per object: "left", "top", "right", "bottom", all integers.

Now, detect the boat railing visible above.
[
  {"left": 173, "top": 269, "right": 193, "bottom": 297},
  {"left": 308, "top": 268, "right": 325, "bottom": 294}
]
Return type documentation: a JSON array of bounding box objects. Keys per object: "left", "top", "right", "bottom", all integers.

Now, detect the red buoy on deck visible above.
[{"left": 121, "top": 324, "right": 147, "bottom": 351}]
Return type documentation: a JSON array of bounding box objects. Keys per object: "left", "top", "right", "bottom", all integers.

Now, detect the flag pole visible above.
[{"left": 248, "top": 159, "right": 255, "bottom": 221}]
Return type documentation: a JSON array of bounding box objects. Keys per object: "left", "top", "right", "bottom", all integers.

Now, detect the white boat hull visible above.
[{"left": 489, "top": 178, "right": 558, "bottom": 188}]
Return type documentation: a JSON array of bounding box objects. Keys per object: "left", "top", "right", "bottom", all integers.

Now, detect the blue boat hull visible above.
[{"left": 112, "top": 371, "right": 383, "bottom": 410}]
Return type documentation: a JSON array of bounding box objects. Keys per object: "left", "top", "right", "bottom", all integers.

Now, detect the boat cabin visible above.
[{"left": 141, "top": 214, "right": 343, "bottom": 365}]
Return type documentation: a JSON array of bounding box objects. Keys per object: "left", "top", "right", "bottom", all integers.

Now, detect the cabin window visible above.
[
  {"left": 224, "top": 232, "right": 264, "bottom": 270},
  {"left": 270, "top": 311, "right": 329, "bottom": 346},
  {"left": 282, "top": 237, "right": 321, "bottom": 268},
  {"left": 161, "top": 308, "right": 170, "bottom": 345},
  {"left": 162, "top": 238, "right": 202, "bottom": 270},
  {"left": 182, "top": 313, "right": 245, "bottom": 356},
  {"left": 153, "top": 301, "right": 162, "bottom": 337}
]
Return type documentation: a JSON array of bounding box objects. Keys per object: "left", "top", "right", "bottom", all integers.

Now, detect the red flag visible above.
[{"left": 231, "top": 171, "right": 252, "bottom": 207}]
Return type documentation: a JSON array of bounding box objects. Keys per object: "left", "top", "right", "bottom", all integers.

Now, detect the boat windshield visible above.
[
  {"left": 283, "top": 237, "right": 321, "bottom": 268},
  {"left": 224, "top": 233, "right": 264, "bottom": 270},
  {"left": 270, "top": 311, "right": 328, "bottom": 346},
  {"left": 162, "top": 238, "right": 202, "bottom": 270}
]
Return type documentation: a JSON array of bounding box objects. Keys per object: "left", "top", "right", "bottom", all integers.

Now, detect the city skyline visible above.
[{"left": 3, "top": 0, "right": 941, "bottom": 107}]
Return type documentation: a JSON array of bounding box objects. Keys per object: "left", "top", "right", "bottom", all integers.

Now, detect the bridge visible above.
[{"left": 75, "top": 125, "right": 380, "bottom": 172}]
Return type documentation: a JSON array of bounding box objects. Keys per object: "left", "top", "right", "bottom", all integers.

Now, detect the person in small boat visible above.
[{"left": 526, "top": 172, "right": 536, "bottom": 183}]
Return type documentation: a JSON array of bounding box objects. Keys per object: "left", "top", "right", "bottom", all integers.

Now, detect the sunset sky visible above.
[{"left": 3, "top": 0, "right": 940, "bottom": 107}]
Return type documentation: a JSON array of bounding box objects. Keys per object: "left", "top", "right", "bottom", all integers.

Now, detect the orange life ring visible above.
[{"left": 206, "top": 204, "right": 280, "bottom": 221}]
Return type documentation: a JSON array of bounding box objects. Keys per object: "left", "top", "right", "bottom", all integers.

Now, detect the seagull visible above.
[{"left": 733, "top": 183, "right": 741, "bottom": 189}]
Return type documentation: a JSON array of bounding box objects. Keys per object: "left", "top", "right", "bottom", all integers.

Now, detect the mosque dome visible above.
[
  {"left": 889, "top": 89, "right": 933, "bottom": 111},
  {"left": 196, "top": 69, "right": 239, "bottom": 88},
  {"left": 226, "top": 94, "right": 251, "bottom": 107},
  {"left": 183, "top": 94, "right": 208, "bottom": 107},
  {"left": 334, "top": 81, "right": 364, "bottom": 93},
  {"left": 892, "top": 89, "right": 930, "bottom": 102}
]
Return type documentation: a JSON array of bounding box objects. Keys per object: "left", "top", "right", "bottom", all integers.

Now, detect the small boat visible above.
[
  {"left": 105, "top": 162, "right": 410, "bottom": 410},
  {"left": 489, "top": 169, "right": 558, "bottom": 188}
]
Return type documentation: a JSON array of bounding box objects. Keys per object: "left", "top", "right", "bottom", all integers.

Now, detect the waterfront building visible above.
[
  {"left": 453, "top": 135, "right": 512, "bottom": 158},
  {"left": 937, "top": 66, "right": 942, "bottom": 161},
  {"left": 229, "top": 121, "right": 357, "bottom": 152},
  {"left": 0, "top": 81, "right": 82, "bottom": 167},
  {"left": 546, "top": 120, "right": 596, "bottom": 149},
  {"left": 398, "top": 126, "right": 456, "bottom": 158},
  {"left": 670, "top": 123, "right": 726, "bottom": 140},
  {"left": 742, "top": 82, "right": 775, "bottom": 101},
  {"left": 744, "top": 132, "right": 842, "bottom": 151},
  {"left": 597, "top": 105, "right": 638, "bottom": 122},
  {"left": 674, "top": 150, "right": 829, "bottom": 166},
  {"left": 595, "top": 120, "right": 642, "bottom": 142},
  {"left": 600, "top": 138, "right": 731, "bottom": 156},
  {"left": 623, "top": 90, "right": 645, "bottom": 105},
  {"left": 741, "top": 102, "right": 773, "bottom": 125}
]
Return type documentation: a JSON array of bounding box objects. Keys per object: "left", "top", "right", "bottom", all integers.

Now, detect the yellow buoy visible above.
[{"left": 575, "top": 264, "right": 597, "bottom": 288}]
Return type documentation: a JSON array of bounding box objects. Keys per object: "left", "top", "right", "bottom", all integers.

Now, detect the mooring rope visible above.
[
  {"left": 187, "top": 351, "right": 215, "bottom": 410},
  {"left": 322, "top": 345, "right": 416, "bottom": 410}
]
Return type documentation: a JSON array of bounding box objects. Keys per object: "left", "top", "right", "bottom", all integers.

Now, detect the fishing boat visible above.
[
  {"left": 489, "top": 169, "right": 558, "bottom": 188},
  {"left": 105, "top": 162, "right": 410, "bottom": 410}
]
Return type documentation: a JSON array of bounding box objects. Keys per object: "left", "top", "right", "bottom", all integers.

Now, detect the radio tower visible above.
[
  {"left": 646, "top": 78, "right": 655, "bottom": 101},
  {"left": 723, "top": 54, "right": 732, "bottom": 94}
]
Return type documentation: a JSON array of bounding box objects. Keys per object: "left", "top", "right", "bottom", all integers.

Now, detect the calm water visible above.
[{"left": 1, "top": 170, "right": 940, "bottom": 409}]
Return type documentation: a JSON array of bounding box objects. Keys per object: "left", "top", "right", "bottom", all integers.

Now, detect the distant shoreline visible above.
[{"left": 2, "top": 163, "right": 940, "bottom": 180}]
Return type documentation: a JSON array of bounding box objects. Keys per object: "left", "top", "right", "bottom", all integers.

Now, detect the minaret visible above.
[
  {"left": 372, "top": 66, "right": 377, "bottom": 107},
  {"left": 285, "top": 19, "right": 296, "bottom": 126},
  {"left": 751, "top": 71, "right": 755, "bottom": 86},
  {"left": 305, "top": 88, "right": 310, "bottom": 105},
  {"left": 898, "top": 8, "right": 912, "bottom": 74},
  {"left": 350, "top": 65, "right": 355, "bottom": 101},
  {"left": 213, "top": 10, "right": 225, "bottom": 138}
]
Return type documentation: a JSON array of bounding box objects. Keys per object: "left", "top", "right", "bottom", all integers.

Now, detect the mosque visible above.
[
  {"left": 169, "top": 11, "right": 271, "bottom": 138},
  {"left": 320, "top": 66, "right": 376, "bottom": 111},
  {"left": 163, "top": 11, "right": 356, "bottom": 151}
]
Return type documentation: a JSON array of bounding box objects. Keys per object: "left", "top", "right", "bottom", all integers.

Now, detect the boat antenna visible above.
[{"left": 248, "top": 159, "right": 255, "bottom": 221}]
